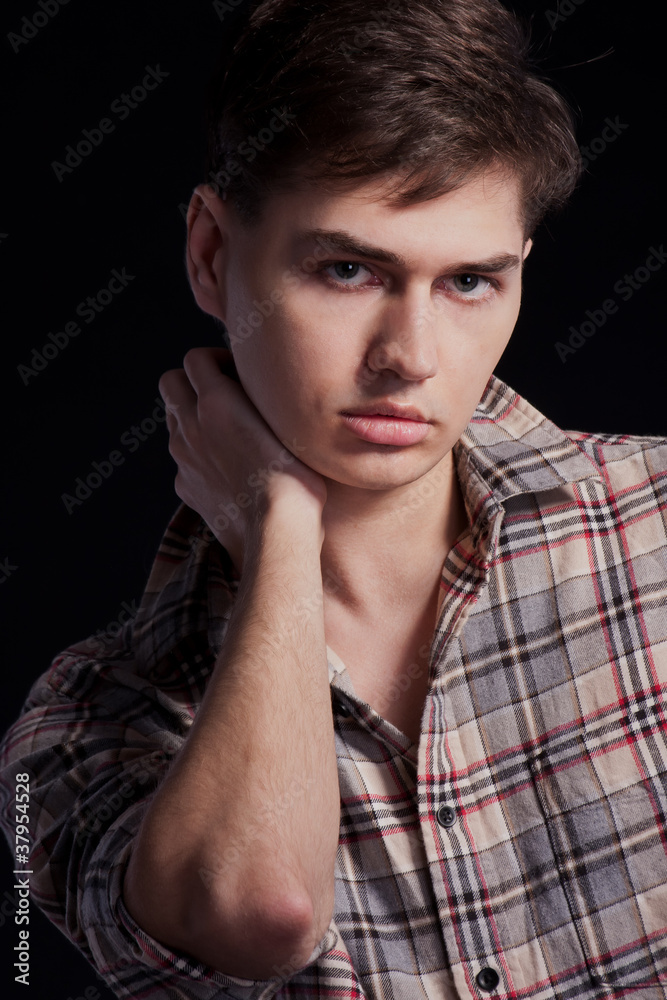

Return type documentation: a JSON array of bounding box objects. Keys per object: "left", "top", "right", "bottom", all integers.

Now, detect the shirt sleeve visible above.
[{"left": 0, "top": 506, "right": 337, "bottom": 998}]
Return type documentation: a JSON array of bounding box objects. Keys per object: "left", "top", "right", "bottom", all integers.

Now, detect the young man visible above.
[{"left": 2, "top": 1, "right": 667, "bottom": 998}]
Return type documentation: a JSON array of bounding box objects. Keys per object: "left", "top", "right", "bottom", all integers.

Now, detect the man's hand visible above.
[
  {"left": 158, "top": 346, "right": 327, "bottom": 568},
  {"left": 126, "top": 347, "right": 339, "bottom": 979}
]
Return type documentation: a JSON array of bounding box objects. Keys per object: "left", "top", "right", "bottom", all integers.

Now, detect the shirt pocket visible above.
[{"left": 527, "top": 697, "right": 667, "bottom": 990}]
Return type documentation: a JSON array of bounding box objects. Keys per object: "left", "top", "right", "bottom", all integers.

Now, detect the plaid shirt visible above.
[{"left": 2, "top": 375, "right": 667, "bottom": 1000}]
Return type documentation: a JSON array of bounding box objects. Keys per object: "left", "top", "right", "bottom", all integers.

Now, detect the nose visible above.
[{"left": 365, "top": 295, "right": 439, "bottom": 382}]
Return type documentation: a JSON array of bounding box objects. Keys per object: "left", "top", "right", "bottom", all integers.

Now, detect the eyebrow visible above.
[{"left": 295, "top": 227, "right": 523, "bottom": 274}]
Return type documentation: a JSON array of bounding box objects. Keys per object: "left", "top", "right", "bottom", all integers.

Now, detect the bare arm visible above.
[{"left": 123, "top": 348, "right": 340, "bottom": 979}]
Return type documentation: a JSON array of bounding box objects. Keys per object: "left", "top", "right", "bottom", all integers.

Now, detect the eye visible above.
[
  {"left": 444, "top": 273, "right": 494, "bottom": 300},
  {"left": 314, "top": 261, "right": 499, "bottom": 301},
  {"left": 317, "top": 260, "right": 377, "bottom": 289}
]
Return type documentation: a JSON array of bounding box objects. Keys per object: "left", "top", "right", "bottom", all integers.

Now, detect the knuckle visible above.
[
  {"left": 158, "top": 369, "right": 183, "bottom": 396},
  {"left": 183, "top": 346, "right": 206, "bottom": 367}
]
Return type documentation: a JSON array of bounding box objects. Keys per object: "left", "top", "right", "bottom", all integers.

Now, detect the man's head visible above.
[
  {"left": 186, "top": 0, "right": 579, "bottom": 498},
  {"left": 204, "top": 0, "right": 582, "bottom": 238}
]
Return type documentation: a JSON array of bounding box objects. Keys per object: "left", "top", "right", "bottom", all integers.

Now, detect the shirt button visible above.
[
  {"left": 436, "top": 804, "right": 457, "bottom": 828},
  {"left": 476, "top": 967, "right": 500, "bottom": 992}
]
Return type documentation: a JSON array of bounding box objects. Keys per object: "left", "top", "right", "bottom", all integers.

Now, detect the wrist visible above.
[
  {"left": 244, "top": 488, "right": 325, "bottom": 569},
  {"left": 266, "top": 477, "right": 325, "bottom": 519}
]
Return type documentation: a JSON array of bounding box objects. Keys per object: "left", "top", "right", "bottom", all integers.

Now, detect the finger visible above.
[
  {"left": 158, "top": 368, "right": 197, "bottom": 410},
  {"left": 182, "top": 346, "right": 239, "bottom": 395}
]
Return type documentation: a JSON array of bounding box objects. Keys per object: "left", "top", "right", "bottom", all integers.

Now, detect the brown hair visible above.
[{"left": 205, "top": 0, "right": 582, "bottom": 237}]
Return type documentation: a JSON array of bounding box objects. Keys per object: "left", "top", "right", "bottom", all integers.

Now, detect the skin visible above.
[
  {"left": 178, "top": 167, "right": 531, "bottom": 587},
  {"left": 122, "top": 167, "right": 533, "bottom": 978}
]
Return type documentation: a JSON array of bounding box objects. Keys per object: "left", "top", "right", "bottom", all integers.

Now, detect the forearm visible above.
[{"left": 123, "top": 497, "right": 339, "bottom": 977}]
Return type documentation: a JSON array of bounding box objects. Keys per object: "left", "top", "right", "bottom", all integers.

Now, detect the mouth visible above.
[
  {"left": 342, "top": 401, "right": 428, "bottom": 421},
  {"left": 340, "top": 402, "right": 431, "bottom": 446}
]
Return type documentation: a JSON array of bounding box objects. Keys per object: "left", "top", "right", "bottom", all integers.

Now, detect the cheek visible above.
[
  {"left": 262, "top": 294, "right": 352, "bottom": 390},
  {"left": 464, "top": 288, "right": 520, "bottom": 355},
  {"left": 231, "top": 300, "right": 342, "bottom": 432},
  {"left": 439, "top": 301, "right": 518, "bottom": 407}
]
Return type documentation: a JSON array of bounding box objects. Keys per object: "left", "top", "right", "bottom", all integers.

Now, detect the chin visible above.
[{"left": 319, "top": 456, "right": 442, "bottom": 493}]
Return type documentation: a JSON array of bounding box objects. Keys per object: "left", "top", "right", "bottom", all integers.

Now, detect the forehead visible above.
[{"left": 244, "top": 168, "right": 526, "bottom": 265}]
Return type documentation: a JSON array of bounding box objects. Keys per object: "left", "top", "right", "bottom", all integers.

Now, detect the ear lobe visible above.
[{"left": 185, "top": 184, "right": 228, "bottom": 321}]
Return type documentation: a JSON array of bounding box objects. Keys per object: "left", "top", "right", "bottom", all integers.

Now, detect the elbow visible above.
[
  {"left": 124, "top": 842, "right": 331, "bottom": 979},
  {"left": 191, "top": 884, "right": 327, "bottom": 979},
  {"left": 252, "top": 893, "right": 323, "bottom": 978}
]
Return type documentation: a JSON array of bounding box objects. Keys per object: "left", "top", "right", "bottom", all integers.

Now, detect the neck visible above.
[{"left": 319, "top": 450, "right": 468, "bottom": 613}]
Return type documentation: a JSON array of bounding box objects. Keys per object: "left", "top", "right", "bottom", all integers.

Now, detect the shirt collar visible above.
[
  {"left": 454, "top": 375, "right": 603, "bottom": 545},
  {"left": 131, "top": 376, "right": 603, "bottom": 676}
]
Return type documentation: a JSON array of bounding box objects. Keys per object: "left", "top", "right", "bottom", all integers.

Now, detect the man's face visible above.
[{"left": 217, "top": 169, "right": 529, "bottom": 492}]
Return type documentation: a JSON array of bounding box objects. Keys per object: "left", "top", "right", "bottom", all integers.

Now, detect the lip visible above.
[
  {"left": 341, "top": 402, "right": 431, "bottom": 446},
  {"left": 342, "top": 401, "right": 429, "bottom": 421}
]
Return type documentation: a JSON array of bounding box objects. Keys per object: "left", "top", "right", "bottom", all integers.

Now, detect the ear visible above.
[
  {"left": 185, "top": 184, "right": 230, "bottom": 322},
  {"left": 522, "top": 237, "right": 533, "bottom": 261}
]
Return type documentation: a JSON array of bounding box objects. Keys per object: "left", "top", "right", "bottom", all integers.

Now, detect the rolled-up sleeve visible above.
[
  {"left": 0, "top": 636, "right": 336, "bottom": 998},
  {"left": 0, "top": 504, "right": 337, "bottom": 998}
]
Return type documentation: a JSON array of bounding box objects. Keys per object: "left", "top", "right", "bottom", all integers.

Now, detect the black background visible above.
[{"left": 0, "top": 0, "right": 664, "bottom": 996}]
